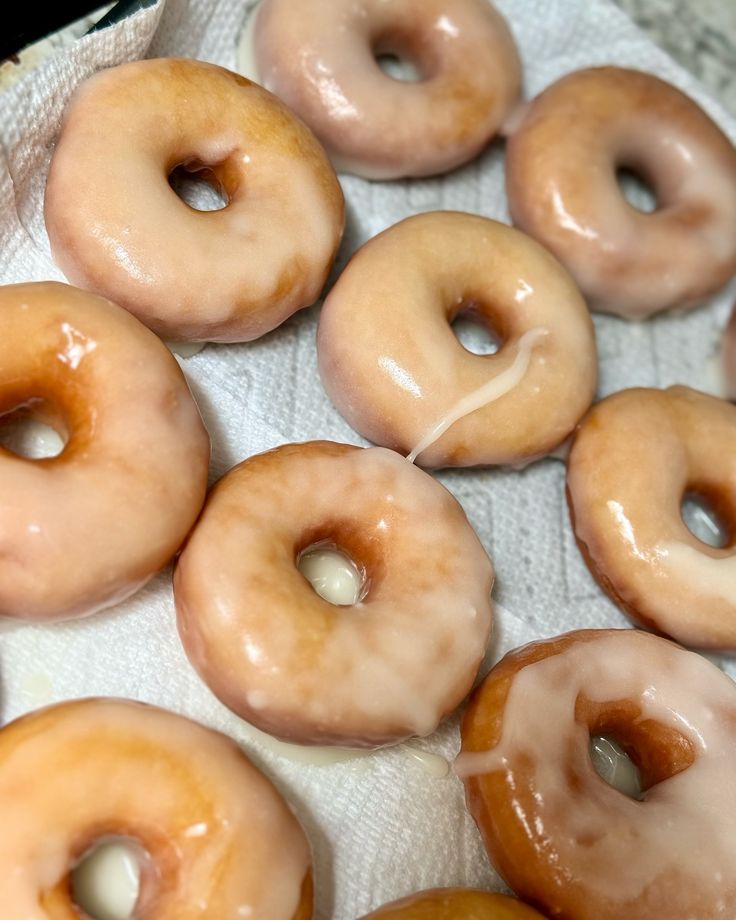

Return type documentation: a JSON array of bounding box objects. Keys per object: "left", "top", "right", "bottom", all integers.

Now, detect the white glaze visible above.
[
  {"left": 680, "top": 495, "right": 725, "bottom": 547},
  {"left": 236, "top": 3, "right": 261, "bottom": 83},
  {"left": 252, "top": 0, "right": 522, "bottom": 180},
  {"left": 566, "top": 386, "right": 736, "bottom": 650},
  {"left": 72, "top": 841, "right": 140, "bottom": 920},
  {"left": 506, "top": 68, "right": 736, "bottom": 318},
  {"left": 297, "top": 546, "right": 362, "bottom": 606},
  {"left": 0, "top": 699, "right": 311, "bottom": 920},
  {"left": 374, "top": 53, "right": 421, "bottom": 83},
  {"left": 0, "top": 416, "right": 64, "bottom": 459},
  {"left": 406, "top": 328, "right": 548, "bottom": 464},
  {"left": 456, "top": 632, "right": 736, "bottom": 906},
  {"left": 238, "top": 718, "right": 449, "bottom": 775},
  {"left": 45, "top": 59, "right": 344, "bottom": 343},
  {"left": 18, "top": 671, "right": 53, "bottom": 705},
  {"left": 175, "top": 441, "right": 494, "bottom": 746},
  {"left": 656, "top": 542, "right": 736, "bottom": 604},
  {"left": 318, "top": 212, "right": 597, "bottom": 468},
  {"left": 0, "top": 282, "right": 210, "bottom": 623},
  {"left": 167, "top": 341, "right": 207, "bottom": 358},
  {"left": 705, "top": 349, "right": 730, "bottom": 400},
  {"left": 240, "top": 718, "right": 372, "bottom": 766},
  {"left": 400, "top": 744, "right": 450, "bottom": 778},
  {"left": 589, "top": 736, "right": 641, "bottom": 799}
]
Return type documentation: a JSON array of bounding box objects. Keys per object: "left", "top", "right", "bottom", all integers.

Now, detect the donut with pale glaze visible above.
[
  {"left": 360, "top": 889, "right": 546, "bottom": 918},
  {"left": 506, "top": 67, "right": 736, "bottom": 318},
  {"left": 250, "top": 0, "right": 521, "bottom": 179},
  {"left": 457, "top": 628, "right": 736, "bottom": 920},
  {"left": 0, "top": 698, "right": 312, "bottom": 919},
  {"left": 45, "top": 58, "right": 344, "bottom": 342},
  {"left": 567, "top": 386, "right": 736, "bottom": 650},
  {"left": 317, "top": 212, "right": 597, "bottom": 468},
  {"left": 174, "top": 440, "right": 493, "bottom": 747},
  {"left": 0, "top": 281, "right": 209, "bottom": 622}
]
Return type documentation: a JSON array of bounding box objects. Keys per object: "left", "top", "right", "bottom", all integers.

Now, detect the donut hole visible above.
[
  {"left": 168, "top": 164, "right": 228, "bottom": 212},
  {"left": 615, "top": 166, "right": 658, "bottom": 214},
  {"left": 451, "top": 307, "right": 502, "bottom": 356},
  {"left": 297, "top": 540, "right": 367, "bottom": 606},
  {"left": 0, "top": 399, "right": 67, "bottom": 459},
  {"left": 681, "top": 491, "right": 730, "bottom": 548},
  {"left": 374, "top": 51, "right": 423, "bottom": 83},
  {"left": 589, "top": 735, "right": 642, "bottom": 799},
  {"left": 372, "top": 28, "right": 428, "bottom": 83},
  {"left": 581, "top": 697, "right": 695, "bottom": 796},
  {"left": 71, "top": 838, "right": 142, "bottom": 920}
]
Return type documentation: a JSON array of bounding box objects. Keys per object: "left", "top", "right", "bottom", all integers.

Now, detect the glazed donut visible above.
[
  {"left": 45, "top": 58, "right": 344, "bottom": 342},
  {"left": 174, "top": 440, "right": 493, "bottom": 746},
  {"left": 248, "top": 0, "right": 521, "bottom": 179},
  {"left": 506, "top": 67, "right": 736, "bottom": 318},
  {"left": 317, "top": 212, "right": 597, "bottom": 468},
  {"left": 567, "top": 385, "right": 736, "bottom": 650},
  {"left": 360, "top": 889, "right": 547, "bottom": 919},
  {"left": 457, "top": 628, "right": 736, "bottom": 920},
  {"left": 0, "top": 698, "right": 312, "bottom": 919},
  {"left": 0, "top": 281, "right": 209, "bottom": 622}
]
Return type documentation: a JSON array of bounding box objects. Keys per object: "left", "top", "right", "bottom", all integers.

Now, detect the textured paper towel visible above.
[{"left": 1, "top": 0, "right": 735, "bottom": 916}]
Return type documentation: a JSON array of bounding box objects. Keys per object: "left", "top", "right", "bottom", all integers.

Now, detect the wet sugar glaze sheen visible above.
[{"left": 457, "top": 630, "right": 736, "bottom": 919}]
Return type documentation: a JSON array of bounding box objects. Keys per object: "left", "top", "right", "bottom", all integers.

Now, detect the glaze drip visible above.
[{"left": 406, "top": 327, "right": 548, "bottom": 464}]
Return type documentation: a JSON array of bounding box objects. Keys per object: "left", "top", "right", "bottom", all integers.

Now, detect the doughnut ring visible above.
[
  {"left": 174, "top": 441, "right": 494, "bottom": 747},
  {"left": 567, "top": 385, "right": 736, "bottom": 650},
  {"left": 360, "top": 889, "right": 547, "bottom": 918},
  {"left": 317, "top": 212, "right": 597, "bottom": 468},
  {"left": 0, "top": 698, "right": 312, "bottom": 919},
  {"left": 45, "top": 58, "right": 345, "bottom": 342},
  {"left": 0, "top": 281, "right": 209, "bottom": 622},
  {"left": 506, "top": 67, "right": 736, "bottom": 318},
  {"left": 457, "top": 628, "right": 736, "bottom": 920},
  {"left": 250, "top": 0, "right": 521, "bottom": 179}
]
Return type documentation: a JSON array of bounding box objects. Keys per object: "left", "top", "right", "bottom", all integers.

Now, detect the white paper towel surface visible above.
[{"left": 0, "top": 0, "right": 735, "bottom": 916}]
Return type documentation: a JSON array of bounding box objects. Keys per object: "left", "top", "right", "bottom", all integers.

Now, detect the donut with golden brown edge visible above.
[
  {"left": 457, "top": 628, "right": 736, "bottom": 920},
  {"left": 567, "top": 385, "right": 736, "bottom": 650},
  {"left": 0, "top": 281, "right": 209, "bottom": 621},
  {"left": 45, "top": 58, "right": 344, "bottom": 342},
  {"left": 252, "top": 0, "right": 521, "bottom": 179},
  {"left": 506, "top": 67, "right": 736, "bottom": 318},
  {"left": 317, "top": 212, "right": 597, "bottom": 469},
  {"left": 360, "top": 889, "right": 547, "bottom": 918},
  {"left": 0, "top": 698, "right": 313, "bottom": 919},
  {"left": 174, "top": 440, "right": 493, "bottom": 747}
]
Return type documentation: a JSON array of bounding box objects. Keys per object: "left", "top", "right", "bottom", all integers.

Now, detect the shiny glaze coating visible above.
[
  {"left": 567, "top": 386, "right": 736, "bottom": 649},
  {"left": 506, "top": 67, "right": 736, "bottom": 318},
  {"left": 360, "top": 888, "right": 546, "bottom": 919},
  {"left": 317, "top": 212, "right": 597, "bottom": 468},
  {"left": 0, "top": 698, "right": 313, "bottom": 920},
  {"left": 45, "top": 58, "right": 344, "bottom": 342},
  {"left": 458, "top": 629, "right": 736, "bottom": 920},
  {"left": 0, "top": 282, "right": 209, "bottom": 622},
  {"left": 252, "top": 0, "right": 521, "bottom": 179},
  {"left": 174, "top": 441, "right": 494, "bottom": 747}
]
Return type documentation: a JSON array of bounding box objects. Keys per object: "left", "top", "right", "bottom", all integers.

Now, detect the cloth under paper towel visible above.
[{"left": 0, "top": 0, "right": 735, "bottom": 916}]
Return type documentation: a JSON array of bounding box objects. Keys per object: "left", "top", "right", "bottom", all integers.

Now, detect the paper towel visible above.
[{"left": 0, "top": 0, "right": 735, "bottom": 916}]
